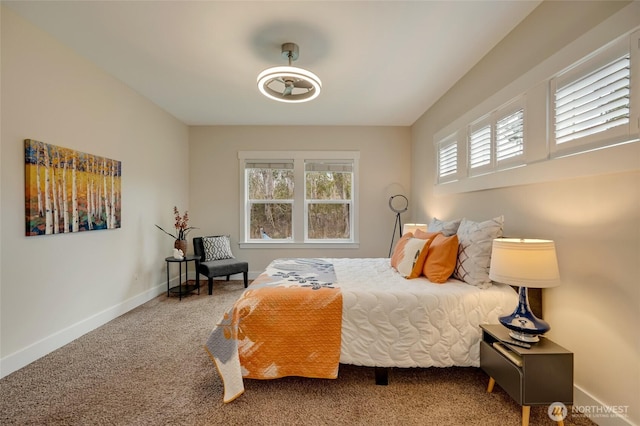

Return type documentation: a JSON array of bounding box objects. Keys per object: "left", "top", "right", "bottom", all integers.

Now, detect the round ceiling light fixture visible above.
[{"left": 257, "top": 42, "right": 322, "bottom": 103}]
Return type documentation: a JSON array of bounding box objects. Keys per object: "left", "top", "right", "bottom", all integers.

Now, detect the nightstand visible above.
[{"left": 480, "top": 324, "right": 573, "bottom": 426}]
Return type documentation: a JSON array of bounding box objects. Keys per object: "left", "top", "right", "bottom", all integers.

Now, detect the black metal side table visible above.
[{"left": 165, "top": 255, "right": 201, "bottom": 300}]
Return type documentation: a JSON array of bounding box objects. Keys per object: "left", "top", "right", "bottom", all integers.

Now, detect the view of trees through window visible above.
[
  {"left": 247, "top": 166, "right": 293, "bottom": 239},
  {"left": 246, "top": 162, "right": 353, "bottom": 240},
  {"left": 306, "top": 170, "right": 352, "bottom": 239}
]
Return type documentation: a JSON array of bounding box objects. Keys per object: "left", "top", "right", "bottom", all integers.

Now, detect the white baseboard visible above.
[
  {"left": 0, "top": 282, "right": 166, "bottom": 379},
  {"left": 573, "top": 385, "right": 636, "bottom": 426}
]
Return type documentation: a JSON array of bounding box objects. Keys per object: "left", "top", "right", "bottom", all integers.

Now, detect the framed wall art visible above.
[{"left": 24, "top": 139, "right": 122, "bottom": 236}]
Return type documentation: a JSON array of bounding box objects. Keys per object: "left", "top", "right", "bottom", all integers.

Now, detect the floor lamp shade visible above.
[{"left": 489, "top": 239, "right": 561, "bottom": 342}]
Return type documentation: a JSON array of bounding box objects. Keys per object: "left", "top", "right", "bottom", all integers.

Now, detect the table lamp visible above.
[
  {"left": 402, "top": 223, "right": 427, "bottom": 235},
  {"left": 489, "top": 238, "right": 561, "bottom": 342}
]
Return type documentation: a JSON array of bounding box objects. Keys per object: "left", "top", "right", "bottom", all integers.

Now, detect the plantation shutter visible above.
[
  {"left": 554, "top": 54, "right": 630, "bottom": 146},
  {"left": 437, "top": 138, "right": 458, "bottom": 182},
  {"left": 469, "top": 123, "right": 492, "bottom": 170},
  {"left": 496, "top": 108, "right": 524, "bottom": 162}
]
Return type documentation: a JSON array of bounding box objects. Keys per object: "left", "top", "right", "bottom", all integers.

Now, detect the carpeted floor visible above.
[{"left": 0, "top": 280, "right": 595, "bottom": 426}]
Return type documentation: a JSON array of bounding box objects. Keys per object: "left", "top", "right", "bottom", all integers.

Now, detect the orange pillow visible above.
[
  {"left": 423, "top": 233, "right": 459, "bottom": 283},
  {"left": 390, "top": 232, "right": 414, "bottom": 268},
  {"left": 413, "top": 229, "right": 439, "bottom": 241}
]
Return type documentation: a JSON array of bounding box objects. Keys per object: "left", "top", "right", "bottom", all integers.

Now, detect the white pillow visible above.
[
  {"left": 203, "top": 235, "right": 235, "bottom": 261},
  {"left": 428, "top": 217, "right": 461, "bottom": 236},
  {"left": 453, "top": 216, "right": 504, "bottom": 289}
]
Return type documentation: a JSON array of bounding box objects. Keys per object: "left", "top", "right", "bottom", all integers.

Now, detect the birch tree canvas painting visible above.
[{"left": 24, "top": 139, "right": 122, "bottom": 236}]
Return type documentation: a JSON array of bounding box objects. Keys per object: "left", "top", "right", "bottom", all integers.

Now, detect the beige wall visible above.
[
  {"left": 2, "top": 2, "right": 639, "bottom": 424},
  {"left": 412, "top": 2, "right": 639, "bottom": 425},
  {"left": 189, "top": 126, "right": 411, "bottom": 274},
  {"left": 1, "top": 8, "right": 189, "bottom": 376}
]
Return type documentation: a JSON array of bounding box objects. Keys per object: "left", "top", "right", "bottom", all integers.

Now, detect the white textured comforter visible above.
[{"left": 332, "top": 258, "right": 518, "bottom": 368}]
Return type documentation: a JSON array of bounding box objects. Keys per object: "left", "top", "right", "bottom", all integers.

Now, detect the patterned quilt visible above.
[{"left": 205, "top": 258, "right": 342, "bottom": 403}]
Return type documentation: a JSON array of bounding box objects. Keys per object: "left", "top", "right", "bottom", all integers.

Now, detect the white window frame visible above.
[
  {"left": 436, "top": 133, "right": 460, "bottom": 184},
  {"left": 467, "top": 97, "right": 527, "bottom": 178},
  {"left": 495, "top": 103, "right": 526, "bottom": 167},
  {"left": 549, "top": 36, "right": 633, "bottom": 157},
  {"left": 239, "top": 151, "right": 359, "bottom": 248},
  {"left": 432, "top": 17, "right": 639, "bottom": 195},
  {"left": 304, "top": 160, "right": 354, "bottom": 243},
  {"left": 468, "top": 115, "right": 493, "bottom": 176},
  {"left": 244, "top": 159, "right": 294, "bottom": 241}
]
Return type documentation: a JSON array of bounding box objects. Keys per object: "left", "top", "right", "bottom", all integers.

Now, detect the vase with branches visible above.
[{"left": 156, "top": 206, "right": 197, "bottom": 253}]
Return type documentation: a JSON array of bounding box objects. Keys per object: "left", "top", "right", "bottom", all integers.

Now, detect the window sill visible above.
[
  {"left": 434, "top": 139, "right": 639, "bottom": 195},
  {"left": 239, "top": 241, "right": 360, "bottom": 249}
]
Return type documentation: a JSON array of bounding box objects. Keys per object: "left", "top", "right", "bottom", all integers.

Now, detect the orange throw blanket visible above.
[{"left": 205, "top": 258, "right": 342, "bottom": 402}]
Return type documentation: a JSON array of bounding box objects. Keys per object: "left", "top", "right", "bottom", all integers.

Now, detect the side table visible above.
[
  {"left": 480, "top": 324, "right": 573, "bottom": 426},
  {"left": 165, "top": 255, "right": 201, "bottom": 300}
]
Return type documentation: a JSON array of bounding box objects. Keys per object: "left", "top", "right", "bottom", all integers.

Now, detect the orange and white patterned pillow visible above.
[
  {"left": 394, "top": 235, "right": 437, "bottom": 279},
  {"left": 390, "top": 232, "right": 414, "bottom": 269}
]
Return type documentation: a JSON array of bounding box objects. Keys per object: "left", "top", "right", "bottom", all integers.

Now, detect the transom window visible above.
[
  {"left": 433, "top": 22, "right": 638, "bottom": 194},
  {"left": 436, "top": 135, "right": 458, "bottom": 183},
  {"left": 550, "top": 36, "right": 633, "bottom": 155}
]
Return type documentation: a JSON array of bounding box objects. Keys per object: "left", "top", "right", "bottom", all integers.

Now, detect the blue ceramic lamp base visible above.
[{"left": 499, "top": 286, "right": 550, "bottom": 343}]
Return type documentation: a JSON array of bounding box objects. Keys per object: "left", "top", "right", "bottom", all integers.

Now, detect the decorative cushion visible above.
[
  {"left": 453, "top": 216, "right": 504, "bottom": 289},
  {"left": 423, "top": 233, "right": 459, "bottom": 283},
  {"left": 390, "top": 232, "right": 414, "bottom": 269},
  {"left": 395, "top": 236, "right": 437, "bottom": 279},
  {"left": 203, "top": 235, "right": 235, "bottom": 261},
  {"left": 413, "top": 229, "right": 435, "bottom": 240},
  {"left": 428, "top": 217, "right": 462, "bottom": 236}
]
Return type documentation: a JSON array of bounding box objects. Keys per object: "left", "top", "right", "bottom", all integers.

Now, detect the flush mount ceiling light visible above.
[{"left": 257, "top": 42, "right": 322, "bottom": 103}]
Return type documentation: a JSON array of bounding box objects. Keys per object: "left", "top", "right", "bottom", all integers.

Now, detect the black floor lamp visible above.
[{"left": 388, "top": 194, "right": 408, "bottom": 257}]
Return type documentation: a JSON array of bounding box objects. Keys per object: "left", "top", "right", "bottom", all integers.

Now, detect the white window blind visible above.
[
  {"left": 469, "top": 124, "right": 492, "bottom": 169},
  {"left": 438, "top": 139, "right": 458, "bottom": 181},
  {"left": 554, "top": 54, "right": 630, "bottom": 145},
  {"left": 496, "top": 108, "right": 524, "bottom": 162},
  {"left": 245, "top": 160, "right": 294, "bottom": 170},
  {"left": 304, "top": 161, "right": 353, "bottom": 172}
]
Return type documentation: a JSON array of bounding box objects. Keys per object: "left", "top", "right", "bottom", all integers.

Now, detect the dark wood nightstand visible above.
[{"left": 480, "top": 324, "right": 573, "bottom": 426}]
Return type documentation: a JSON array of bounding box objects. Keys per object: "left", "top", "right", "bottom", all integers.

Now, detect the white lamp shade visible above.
[
  {"left": 489, "top": 238, "right": 561, "bottom": 288},
  {"left": 402, "top": 223, "right": 427, "bottom": 235}
]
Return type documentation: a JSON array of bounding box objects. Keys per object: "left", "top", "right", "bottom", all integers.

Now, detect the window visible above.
[
  {"left": 432, "top": 17, "right": 638, "bottom": 195},
  {"left": 245, "top": 160, "right": 294, "bottom": 240},
  {"left": 550, "top": 36, "right": 633, "bottom": 156},
  {"left": 437, "top": 135, "right": 458, "bottom": 183},
  {"left": 496, "top": 108, "right": 524, "bottom": 162},
  {"left": 465, "top": 98, "right": 526, "bottom": 178},
  {"left": 468, "top": 118, "right": 492, "bottom": 173},
  {"left": 305, "top": 161, "right": 353, "bottom": 241},
  {"left": 240, "top": 151, "right": 359, "bottom": 247}
]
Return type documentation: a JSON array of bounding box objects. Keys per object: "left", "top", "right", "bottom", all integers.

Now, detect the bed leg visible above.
[{"left": 375, "top": 367, "right": 388, "bottom": 385}]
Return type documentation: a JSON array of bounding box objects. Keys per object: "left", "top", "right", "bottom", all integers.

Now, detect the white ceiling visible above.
[{"left": 4, "top": 1, "right": 542, "bottom": 126}]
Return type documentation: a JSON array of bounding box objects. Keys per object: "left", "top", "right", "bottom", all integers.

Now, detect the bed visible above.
[{"left": 205, "top": 216, "right": 531, "bottom": 402}]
